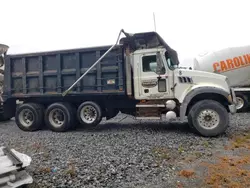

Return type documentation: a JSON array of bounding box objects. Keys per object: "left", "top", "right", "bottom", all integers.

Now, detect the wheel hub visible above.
[
  {"left": 236, "top": 97, "right": 244, "bottom": 110},
  {"left": 49, "top": 109, "right": 65, "bottom": 127},
  {"left": 198, "top": 109, "right": 220, "bottom": 129},
  {"left": 204, "top": 115, "right": 212, "bottom": 121},
  {"left": 80, "top": 105, "right": 97, "bottom": 124},
  {"left": 19, "top": 109, "right": 34, "bottom": 127}
]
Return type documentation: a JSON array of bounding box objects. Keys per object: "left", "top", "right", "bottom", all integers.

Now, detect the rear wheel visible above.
[
  {"left": 235, "top": 94, "right": 248, "bottom": 112},
  {"left": 15, "top": 103, "right": 44, "bottom": 131},
  {"left": 77, "top": 101, "right": 102, "bottom": 128},
  {"left": 45, "top": 102, "right": 75, "bottom": 132},
  {"left": 188, "top": 100, "right": 229, "bottom": 137}
]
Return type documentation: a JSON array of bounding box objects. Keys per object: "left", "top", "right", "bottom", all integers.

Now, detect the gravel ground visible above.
[{"left": 0, "top": 112, "right": 250, "bottom": 188}]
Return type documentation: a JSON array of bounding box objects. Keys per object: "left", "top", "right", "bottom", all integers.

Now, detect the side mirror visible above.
[{"left": 156, "top": 52, "right": 165, "bottom": 75}]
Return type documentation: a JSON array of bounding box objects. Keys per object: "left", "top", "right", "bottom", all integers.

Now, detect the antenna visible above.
[{"left": 153, "top": 12, "right": 156, "bottom": 32}]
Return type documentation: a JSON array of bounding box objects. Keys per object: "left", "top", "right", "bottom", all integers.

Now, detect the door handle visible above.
[{"left": 157, "top": 75, "right": 168, "bottom": 79}]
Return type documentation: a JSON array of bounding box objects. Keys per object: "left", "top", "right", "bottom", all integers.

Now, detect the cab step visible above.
[
  {"left": 136, "top": 104, "right": 165, "bottom": 108},
  {"left": 135, "top": 102, "right": 177, "bottom": 121},
  {"left": 135, "top": 117, "right": 161, "bottom": 120}
]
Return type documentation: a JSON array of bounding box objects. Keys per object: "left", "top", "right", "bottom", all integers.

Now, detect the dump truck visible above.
[
  {"left": 0, "top": 29, "right": 237, "bottom": 137},
  {"left": 193, "top": 45, "right": 250, "bottom": 112}
]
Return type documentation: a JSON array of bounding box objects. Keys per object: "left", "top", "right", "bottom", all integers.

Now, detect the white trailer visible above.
[{"left": 193, "top": 45, "right": 250, "bottom": 111}]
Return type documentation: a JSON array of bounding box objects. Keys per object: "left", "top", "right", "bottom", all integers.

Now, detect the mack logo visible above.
[{"left": 141, "top": 80, "right": 158, "bottom": 88}]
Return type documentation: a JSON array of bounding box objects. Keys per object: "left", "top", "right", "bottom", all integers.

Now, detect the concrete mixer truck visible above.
[{"left": 193, "top": 45, "right": 250, "bottom": 112}]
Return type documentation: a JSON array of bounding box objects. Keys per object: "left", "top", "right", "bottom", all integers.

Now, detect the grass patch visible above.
[
  {"left": 201, "top": 131, "right": 250, "bottom": 187},
  {"left": 178, "top": 146, "right": 185, "bottom": 154},
  {"left": 178, "top": 169, "right": 195, "bottom": 178},
  {"left": 65, "top": 162, "right": 77, "bottom": 178},
  {"left": 152, "top": 147, "right": 171, "bottom": 161},
  {"left": 203, "top": 141, "right": 210, "bottom": 148},
  {"left": 177, "top": 131, "right": 250, "bottom": 187},
  {"left": 38, "top": 167, "right": 51, "bottom": 174},
  {"left": 231, "top": 132, "right": 250, "bottom": 149},
  {"left": 201, "top": 155, "right": 250, "bottom": 187}
]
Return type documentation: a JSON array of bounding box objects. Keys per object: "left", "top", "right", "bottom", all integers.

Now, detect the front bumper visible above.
[
  {"left": 230, "top": 88, "right": 237, "bottom": 104},
  {"left": 229, "top": 104, "right": 237, "bottom": 114},
  {"left": 229, "top": 88, "right": 237, "bottom": 114}
]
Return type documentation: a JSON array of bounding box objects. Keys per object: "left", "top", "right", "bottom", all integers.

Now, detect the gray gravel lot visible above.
[{"left": 0, "top": 113, "right": 250, "bottom": 188}]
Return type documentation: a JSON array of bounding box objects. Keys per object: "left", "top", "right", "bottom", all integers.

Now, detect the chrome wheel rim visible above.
[
  {"left": 197, "top": 109, "right": 220, "bottom": 130},
  {"left": 49, "top": 109, "right": 65, "bottom": 128},
  {"left": 236, "top": 97, "right": 244, "bottom": 110},
  {"left": 19, "top": 109, "right": 34, "bottom": 127},
  {"left": 80, "top": 105, "right": 97, "bottom": 124}
]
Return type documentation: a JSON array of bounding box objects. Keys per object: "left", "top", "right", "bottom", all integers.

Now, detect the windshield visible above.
[{"left": 165, "top": 51, "right": 177, "bottom": 70}]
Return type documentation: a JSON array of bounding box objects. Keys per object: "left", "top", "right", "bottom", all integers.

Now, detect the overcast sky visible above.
[{"left": 1, "top": 0, "right": 250, "bottom": 66}]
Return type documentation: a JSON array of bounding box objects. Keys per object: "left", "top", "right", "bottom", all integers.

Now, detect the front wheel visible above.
[{"left": 188, "top": 100, "right": 229, "bottom": 137}]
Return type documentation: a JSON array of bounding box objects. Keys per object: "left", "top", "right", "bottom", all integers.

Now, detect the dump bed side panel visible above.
[{"left": 3, "top": 45, "right": 126, "bottom": 100}]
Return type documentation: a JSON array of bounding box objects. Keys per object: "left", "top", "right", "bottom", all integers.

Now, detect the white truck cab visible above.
[
  {"left": 121, "top": 31, "right": 237, "bottom": 137},
  {"left": 132, "top": 47, "right": 233, "bottom": 101}
]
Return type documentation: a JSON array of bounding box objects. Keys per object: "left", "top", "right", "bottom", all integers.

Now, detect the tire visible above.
[
  {"left": 15, "top": 103, "right": 44, "bottom": 131},
  {"left": 188, "top": 100, "right": 229, "bottom": 137},
  {"left": 77, "top": 101, "right": 102, "bottom": 128},
  {"left": 235, "top": 94, "right": 248, "bottom": 112},
  {"left": 45, "top": 102, "right": 75, "bottom": 132}
]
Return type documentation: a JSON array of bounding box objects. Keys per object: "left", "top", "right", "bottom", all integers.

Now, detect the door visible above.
[{"left": 138, "top": 52, "right": 170, "bottom": 99}]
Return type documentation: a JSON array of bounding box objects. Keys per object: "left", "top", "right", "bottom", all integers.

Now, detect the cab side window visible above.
[{"left": 142, "top": 55, "right": 157, "bottom": 72}]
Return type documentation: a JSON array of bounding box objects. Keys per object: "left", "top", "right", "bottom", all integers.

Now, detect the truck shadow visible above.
[
  {"left": 73, "top": 121, "right": 192, "bottom": 135},
  {"left": 237, "top": 107, "right": 250, "bottom": 113}
]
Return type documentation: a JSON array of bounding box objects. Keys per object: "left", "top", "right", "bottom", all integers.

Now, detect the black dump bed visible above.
[{"left": 3, "top": 45, "right": 126, "bottom": 100}]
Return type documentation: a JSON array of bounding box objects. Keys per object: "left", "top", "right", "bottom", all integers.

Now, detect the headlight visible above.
[
  {"left": 228, "top": 94, "right": 233, "bottom": 103},
  {"left": 225, "top": 77, "right": 230, "bottom": 86}
]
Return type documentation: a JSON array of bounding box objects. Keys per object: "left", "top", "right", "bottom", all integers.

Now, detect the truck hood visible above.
[
  {"left": 174, "top": 68, "right": 232, "bottom": 103},
  {"left": 175, "top": 68, "right": 230, "bottom": 91}
]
